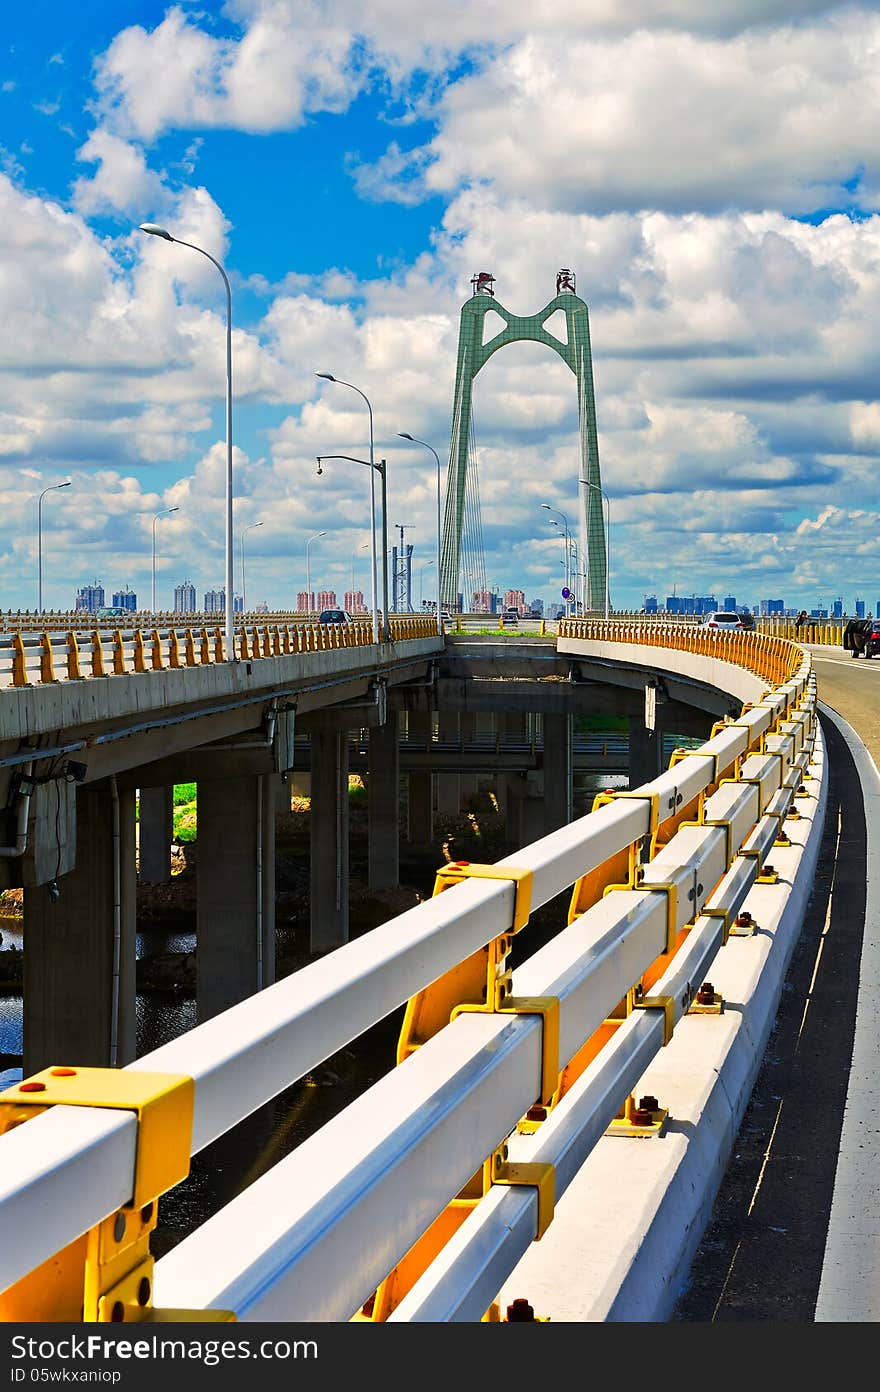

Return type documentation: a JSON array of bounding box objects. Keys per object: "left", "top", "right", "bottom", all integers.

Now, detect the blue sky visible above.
[{"left": 1, "top": 0, "right": 880, "bottom": 614}]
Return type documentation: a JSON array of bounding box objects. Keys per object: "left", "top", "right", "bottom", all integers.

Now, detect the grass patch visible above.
[{"left": 173, "top": 782, "right": 196, "bottom": 806}]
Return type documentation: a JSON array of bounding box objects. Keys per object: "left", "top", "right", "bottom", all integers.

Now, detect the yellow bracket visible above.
[
  {"left": 454, "top": 995, "right": 560, "bottom": 1106},
  {"left": 0, "top": 1066, "right": 218, "bottom": 1324},
  {"left": 433, "top": 861, "right": 533, "bottom": 932},
  {"left": 1, "top": 1066, "right": 194, "bottom": 1208},
  {"left": 613, "top": 879, "right": 678, "bottom": 953},
  {"left": 721, "top": 775, "right": 764, "bottom": 818},
  {"left": 492, "top": 1157, "right": 555, "bottom": 1240},
  {"left": 670, "top": 748, "right": 719, "bottom": 784},
  {"left": 681, "top": 816, "right": 735, "bottom": 869},
  {"left": 632, "top": 991, "right": 675, "bottom": 1044},
  {"left": 592, "top": 789, "right": 660, "bottom": 840},
  {"left": 699, "top": 905, "right": 732, "bottom": 946}
]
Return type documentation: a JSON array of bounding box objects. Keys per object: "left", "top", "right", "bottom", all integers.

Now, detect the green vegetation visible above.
[{"left": 172, "top": 785, "right": 198, "bottom": 844}]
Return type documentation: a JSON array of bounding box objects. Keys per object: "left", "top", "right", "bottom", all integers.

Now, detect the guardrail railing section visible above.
[
  {"left": 0, "top": 615, "right": 439, "bottom": 687},
  {"left": 0, "top": 628, "right": 819, "bottom": 1324}
]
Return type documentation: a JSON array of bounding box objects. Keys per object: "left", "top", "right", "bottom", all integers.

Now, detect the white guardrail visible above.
[{"left": 0, "top": 636, "right": 821, "bottom": 1323}]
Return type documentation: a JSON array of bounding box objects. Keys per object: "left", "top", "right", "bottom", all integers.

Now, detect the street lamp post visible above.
[
  {"left": 37, "top": 480, "right": 71, "bottom": 612},
  {"left": 315, "top": 373, "right": 386, "bottom": 641},
  {"left": 580, "top": 480, "right": 611, "bottom": 619},
  {"left": 397, "top": 433, "right": 443, "bottom": 636},
  {"left": 542, "top": 503, "right": 572, "bottom": 615},
  {"left": 151, "top": 506, "right": 180, "bottom": 614},
  {"left": 316, "top": 456, "right": 388, "bottom": 641},
  {"left": 139, "top": 223, "right": 235, "bottom": 659},
  {"left": 240, "top": 520, "right": 263, "bottom": 614},
  {"left": 306, "top": 531, "right": 327, "bottom": 617}
]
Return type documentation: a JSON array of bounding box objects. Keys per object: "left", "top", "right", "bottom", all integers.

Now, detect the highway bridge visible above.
[{"left": 0, "top": 616, "right": 876, "bottom": 1324}]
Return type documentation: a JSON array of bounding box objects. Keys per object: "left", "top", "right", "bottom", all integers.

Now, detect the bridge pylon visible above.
[{"left": 441, "top": 268, "right": 607, "bottom": 613}]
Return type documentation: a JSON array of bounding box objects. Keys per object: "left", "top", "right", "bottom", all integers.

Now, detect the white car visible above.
[{"left": 702, "top": 611, "right": 744, "bottom": 630}]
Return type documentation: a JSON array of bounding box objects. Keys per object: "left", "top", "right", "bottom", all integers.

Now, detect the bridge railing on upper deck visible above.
[
  {"left": 0, "top": 627, "right": 822, "bottom": 1322},
  {"left": 0, "top": 615, "right": 438, "bottom": 689}
]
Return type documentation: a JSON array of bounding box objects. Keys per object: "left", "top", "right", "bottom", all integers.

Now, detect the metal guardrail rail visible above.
[{"left": 0, "top": 626, "right": 819, "bottom": 1323}]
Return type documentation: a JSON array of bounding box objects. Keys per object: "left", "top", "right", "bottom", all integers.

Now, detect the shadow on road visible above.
[{"left": 673, "top": 712, "right": 867, "bottom": 1321}]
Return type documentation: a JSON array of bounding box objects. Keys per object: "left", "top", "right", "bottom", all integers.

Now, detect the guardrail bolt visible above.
[
  {"left": 526, "top": 1104, "right": 547, "bottom": 1122},
  {"left": 697, "top": 983, "right": 715, "bottom": 1005},
  {"left": 735, "top": 911, "right": 752, "bottom": 927},
  {"left": 507, "top": 1298, "right": 536, "bottom": 1321},
  {"left": 113, "top": 1212, "right": 126, "bottom": 1243},
  {"left": 762, "top": 864, "right": 776, "bottom": 876}
]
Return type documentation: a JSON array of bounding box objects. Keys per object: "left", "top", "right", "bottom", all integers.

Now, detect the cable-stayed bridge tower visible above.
[{"left": 440, "top": 268, "right": 606, "bottom": 613}]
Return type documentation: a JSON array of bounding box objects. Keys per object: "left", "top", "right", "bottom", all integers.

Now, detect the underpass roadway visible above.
[{"left": 672, "top": 644, "right": 880, "bottom": 1322}]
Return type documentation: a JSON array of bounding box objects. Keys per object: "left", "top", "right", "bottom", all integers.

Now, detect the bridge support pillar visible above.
[
  {"left": 138, "top": 785, "right": 173, "bottom": 883},
  {"left": 543, "top": 713, "right": 573, "bottom": 834},
  {"left": 628, "top": 717, "right": 663, "bottom": 788},
  {"left": 23, "top": 784, "right": 137, "bottom": 1073},
  {"left": 196, "top": 774, "right": 275, "bottom": 1022},
  {"left": 310, "top": 728, "right": 349, "bottom": 953},
  {"left": 368, "top": 711, "right": 400, "bottom": 889}
]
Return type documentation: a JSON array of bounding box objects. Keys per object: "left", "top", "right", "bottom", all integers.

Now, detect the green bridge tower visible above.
[{"left": 440, "top": 268, "right": 606, "bottom": 614}]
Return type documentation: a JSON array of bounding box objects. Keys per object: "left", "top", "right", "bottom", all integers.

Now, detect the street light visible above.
[
  {"left": 37, "top": 480, "right": 71, "bottom": 612},
  {"left": 139, "top": 222, "right": 235, "bottom": 659},
  {"left": 316, "top": 455, "right": 388, "bottom": 641},
  {"left": 315, "top": 373, "right": 386, "bottom": 640},
  {"left": 240, "top": 520, "right": 263, "bottom": 613},
  {"left": 151, "top": 506, "right": 180, "bottom": 613},
  {"left": 306, "top": 530, "right": 327, "bottom": 617},
  {"left": 580, "top": 480, "right": 611, "bottom": 619},
  {"left": 542, "top": 503, "right": 572, "bottom": 615},
  {"left": 397, "top": 432, "right": 443, "bottom": 636}
]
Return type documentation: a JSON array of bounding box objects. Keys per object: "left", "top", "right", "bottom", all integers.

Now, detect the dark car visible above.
[
  {"left": 843, "top": 616, "right": 880, "bottom": 657},
  {"left": 318, "top": 608, "right": 353, "bottom": 624},
  {"left": 738, "top": 611, "right": 755, "bottom": 631}
]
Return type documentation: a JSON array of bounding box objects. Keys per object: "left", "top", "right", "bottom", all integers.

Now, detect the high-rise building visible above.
[
  {"left": 173, "top": 580, "right": 196, "bottom": 613},
  {"left": 855, "top": 598, "right": 866, "bottom": 618},
  {"left": 529, "top": 597, "right": 544, "bottom": 616},
  {"left": 832, "top": 598, "right": 843, "bottom": 618},
  {"left": 723, "top": 596, "right": 736, "bottom": 611},
  {"left": 76, "top": 581, "right": 105, "bottom": 612},
  {"left": 112, "top": 587, "right": 137, "bottom": 612},
  {"left": 504, "top": 589, "right": 526, "bottom": 614},
  {"left": 472, "top": 589, "right": 493, "bottom": 613},
  {"left": 344, "top": 590, "right": 366, "bottom": 613},
  {"left": 760, "top": 599, "right": 784, "bottom": 615},
  {"left": 297, "top": 591, "right": 313, "bottom": 612},
  {"left": 254, "top": 601, "right": 268, "bottom": 614},
  {"left": 644, "top": 595, "right": 659, "bottom": 613},
  {"left": 317, "top": 591, "right": 337, "bottom": 610},
  {"left": 203, "top": 588, "right": 225, "bottom": 613},
  {"left": 233, "top": 594, "right": 244, "bottom": 614}
]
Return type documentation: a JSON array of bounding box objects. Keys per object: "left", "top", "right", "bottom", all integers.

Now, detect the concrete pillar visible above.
[
  {"left": 138, "top": 785, "right": 173, "bottom": 883},
  {"left": 543, "top": 713, "right": 573, "bottom": 834},
  {"left": 368, "top": 711, "right": 400, "bottom": 889},
  {"left": 310, "top": 728, "right": 349, "bottom": 953},
  {"left": 23, "top": 783, "right": 137, "bottom": 1073},
  {"left": 196, "top": 774, "right": 275, "bottom": 1022},
  {"left": 628, "top": 717, "right": 664, "bottom": 788}
]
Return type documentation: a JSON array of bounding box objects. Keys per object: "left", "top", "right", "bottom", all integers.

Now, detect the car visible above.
[
  {"left": 502, "top": 608, "right": 519, "bottom": 626},
  {"left": 95, "top": 606, "right": 131, "bottom": 620},
  {"left": 702, "top": 611, "right": 744, "bottom": 630},
  {"left": 318, "top": 608, "right": 353, "bottom": 624},
  {"left": 843, "top": 616, "right": 880, "bottom": 657}
]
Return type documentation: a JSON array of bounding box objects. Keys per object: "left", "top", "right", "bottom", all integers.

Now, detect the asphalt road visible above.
[{"left": 673, "top": 645, "right": 876, "bottom": 1322}]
